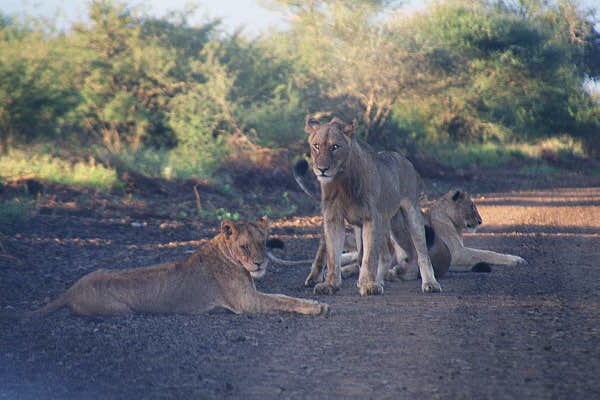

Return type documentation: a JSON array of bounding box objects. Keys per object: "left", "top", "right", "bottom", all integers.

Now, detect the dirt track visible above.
[{"left": 1, "top": 177, "right": 600, "bottom": 399}]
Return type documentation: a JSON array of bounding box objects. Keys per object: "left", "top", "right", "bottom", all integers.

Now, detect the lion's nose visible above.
[
  {"left": 317, "top": 167, "right": 328, "bottom": 174},
  {"left": 475, "top": 214, "right": 482, "bottom": 224}
]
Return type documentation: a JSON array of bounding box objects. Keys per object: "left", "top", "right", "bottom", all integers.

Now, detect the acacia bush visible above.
[{"left": 388, "top": 0, "right": 600, "bottom": 152}]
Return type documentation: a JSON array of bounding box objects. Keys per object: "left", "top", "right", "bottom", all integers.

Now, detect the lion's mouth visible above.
[
  {"left": 249, "top": 262, "right": 267, "bottom": 279},
  {"left": 465, "top": 223, "right": 479, "bottom": 233},
  {"left": 250, "top": 268, "right": 266, "bottom": 279},
  {"left": 316, "top": 174, "right": 333, "bottom": 183}
]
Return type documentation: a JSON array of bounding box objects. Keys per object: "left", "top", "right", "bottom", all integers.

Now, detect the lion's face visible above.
[
  {"left": 446, "top": 190, "right": 483, "bottom": 232},
  {"left": 304, "top": 117, "right": 355, "bottom": 183},
  {"left": 220, "top": 218, "right": 269, "bottom": 279}
]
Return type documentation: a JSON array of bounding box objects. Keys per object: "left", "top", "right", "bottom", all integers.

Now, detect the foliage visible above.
[
  {"left": 0, "top": 22, "right": 80, "bottom": 152},
  {"left": 0, "top": 0, "right": 599, "bottom": 181},
  {"left": 427, "top": 135, "right": 589, "bottom": 171},
  {"left": 0, "top": 149, "right": 118, "bottom": 188},
  {"left": 265, "top": 0, "right": 430, "bottom": 141},
  {"left": 390, "top": 0, "right": 600, "bottom": 153},
  {"left": 198, "top": 207, "right": 240, "bottom": 221}
]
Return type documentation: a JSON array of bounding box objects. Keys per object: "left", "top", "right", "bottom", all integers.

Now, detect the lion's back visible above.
[{"left": 375, "top": 150, "right": 420, "bottom": 202}]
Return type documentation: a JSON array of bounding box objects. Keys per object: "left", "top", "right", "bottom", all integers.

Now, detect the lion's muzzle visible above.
[{"left": 249, "top": 261, "right": 268, "bottom": 279}]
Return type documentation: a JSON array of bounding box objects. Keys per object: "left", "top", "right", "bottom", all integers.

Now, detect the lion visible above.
[
  {"left": 299, "top": 188, "right": 527, "bottom": 281},
  {"left": 365, "top": 189, "right": 528, "bottom": 279},
  {"left": 303, "top": 115, "right": 441, "bottom": 295},
  {"left": 421, "top": 189, "right": 528, "bottom": 273},
  {"left": 24, "top": 218, "right": 328, "bottom": 318}
]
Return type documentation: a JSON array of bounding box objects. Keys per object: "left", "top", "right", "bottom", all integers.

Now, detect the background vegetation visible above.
[{"left": 0, "top": 0, "right": 599, "bottom": 186}]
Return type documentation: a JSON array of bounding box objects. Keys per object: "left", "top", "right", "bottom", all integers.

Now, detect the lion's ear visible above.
[
  {"left": 221, "top": 219, "right": 238, "bottom": 238},
  {"left": 330, "top": 117, "right": 356, "bottom": 138},
  {"left": 343, "top": 118, "right": 357, "bottom": 136},
  {"left": 257, "top": 216, "right": 270, "bottom": 230},
  {"left": 305, "top": 115, "right": 320, "bottom": 135},
  {"left": 451, "top": 190, "right": 464, "bottom": 202}
]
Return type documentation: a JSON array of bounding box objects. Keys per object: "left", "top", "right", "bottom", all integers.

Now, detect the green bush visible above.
[
  {"left": 0, "top": 149, "right": 118, "bottom": 188},
  {"left": 1, "top": 0, "right": 599, "bottom": 183}
]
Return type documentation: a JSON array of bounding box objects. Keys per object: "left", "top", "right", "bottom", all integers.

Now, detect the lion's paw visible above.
[
  {"left": 318, "top": 303, "right": 330, "bottom": 316},
  {"left": 384, "top": 269, "right": 399, "bottom": 282},
  {"left": 314, "top": 283, "right": 339, "bottom": 295},
  {"left": 359, "top": 282, "right": 384, "bottom": 296},
  {"left": 512, "top": 256, "right": 528, "bottom": 266},
  {"left": 304, "top": 273, "right": 322, "bottom": 288},
  {"left": 422, "top": 280, "right": 442, "bottom": 293}
]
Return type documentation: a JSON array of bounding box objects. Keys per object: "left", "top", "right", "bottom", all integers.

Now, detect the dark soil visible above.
[{"left": 1, "top": 167, "right": 600, "bottom": 399}]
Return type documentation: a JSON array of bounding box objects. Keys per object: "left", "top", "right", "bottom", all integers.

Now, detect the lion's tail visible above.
[
  {"left": 267, "top": 252, "right": 314, "bottom": 266},
  {"left": 266, "top": 237, "right": 314, "bottom": 266},
  {"left": 24, "top": 292, "right": 70, "bottom": 319},
  {"left": 293, "top": 159, "right": 319, "bottom": 201}
]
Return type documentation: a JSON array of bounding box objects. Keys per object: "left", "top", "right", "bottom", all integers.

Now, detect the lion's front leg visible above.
[
  {"left": 313, "top": 217, "right": 345, "bottom": 295},
  {"left": 304, "top": 238, "right": 327, "bottom": 287},
  {"left": 357, "top": 217, "right": 384, "bottom": 296},
  {"left": 450, "top": 247, "right": 527, "bottom": 271},
  {"left": 248, "top": 292, "right": 329, "bottom": 315},
  {"left": 400, "top": 199, "right": 442, "bottom": 293}
]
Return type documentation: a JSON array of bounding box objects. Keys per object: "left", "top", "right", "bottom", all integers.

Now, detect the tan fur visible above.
[
  {"left": 26, "top": 218, "right": 328, "bottom": 318},
  {"left": 427, "top": 189, "right": 527, "bottom": 272},
  {"left": 339, "top": 190, "right": 527, "bottom": 279},
  {"left": 303, "top": 115, "right": 441, "bottom": 295}
]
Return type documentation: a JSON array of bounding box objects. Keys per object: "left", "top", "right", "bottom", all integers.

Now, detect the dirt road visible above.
[{"left": 1, "top": 181, "right": 600, "bottom": 399}]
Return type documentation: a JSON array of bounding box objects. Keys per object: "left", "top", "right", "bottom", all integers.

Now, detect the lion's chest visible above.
[
  {"left": 343, "top": 206, "right": 369, "bottom": 226},
  {"left": 324, "top": 192, "right": 372, "bottom": 226}
]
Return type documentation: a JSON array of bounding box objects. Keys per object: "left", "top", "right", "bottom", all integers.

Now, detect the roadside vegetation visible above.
[{"left": 1, "top": 0, "right": 599, "bottom": 225}]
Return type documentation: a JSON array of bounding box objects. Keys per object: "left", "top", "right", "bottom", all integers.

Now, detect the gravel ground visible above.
[{"left": 1, "top": 174, "right": 600, "bottom": 399}]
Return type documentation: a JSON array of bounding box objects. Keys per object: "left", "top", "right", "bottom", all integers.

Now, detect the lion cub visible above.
[{"left": 26, "top": 218, "right": 328, "bottom": 318}]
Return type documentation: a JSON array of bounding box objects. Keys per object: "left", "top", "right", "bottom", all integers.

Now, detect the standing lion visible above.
[{"left": 303, "top": 115, "right": 441, "bottom": 295}]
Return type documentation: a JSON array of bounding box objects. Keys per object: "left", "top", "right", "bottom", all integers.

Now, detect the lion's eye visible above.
[
  {"left": 241, "top": 244, "right": 250, "bottom": 255},
  {"left": 330, "top": 144, "right": 340, "bottom": 152},
  {"left": 313, "top": 143, "right": 319, "bottom": 151}
]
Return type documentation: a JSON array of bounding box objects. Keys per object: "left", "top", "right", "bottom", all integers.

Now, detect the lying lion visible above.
[
  {"left": 353, "top": 189, "right": 528, "bottom": 279},
  {"left": 25, "top": 218, "right": 328, "bottom": 318},
  {"left": 421, "top": 189, "right": 528, "bottom": 274}
]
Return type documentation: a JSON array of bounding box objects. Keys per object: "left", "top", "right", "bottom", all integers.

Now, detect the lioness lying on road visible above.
[
  {"left": 303, "top": 115, "right": 441, "bottom": 295},
  {"left": 25, "top": 218, "right": 328, "bottom": 318},
  {"left": 422, "top": 189, "right": 527, "bottom": 274},
  {"left": 364, "top": 189, "right": 528, "bottom": 279}
]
